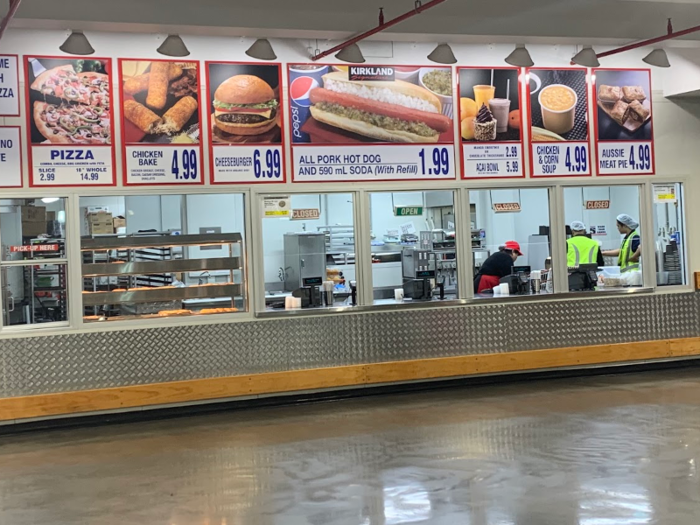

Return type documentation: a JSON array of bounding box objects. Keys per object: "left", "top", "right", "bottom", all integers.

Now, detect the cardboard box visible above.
[
  {"left": 113, "top": 217, "right": 126, "bottom": 230},
  {"left": 21, "top": 206, "right": 46, "bottom": 223},
  {"left": 22, "top": 220, "right": 47, "bottom": 237},
  {"left": 86, "top": 212, "right": 114, "bottom": 235}
]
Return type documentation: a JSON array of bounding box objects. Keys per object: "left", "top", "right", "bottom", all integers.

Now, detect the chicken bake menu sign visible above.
[
  {"left": 206, "top": 61, "right": 284, "bottom": 184},
  {"left": 119, "top": 59, "right": 203, "bottom": 185},
  {"left": 288, "top": 64, "right": 456, "bottom": 182},
  {"left": 25, "top": 56, "right": 115, "bottom": 186}
]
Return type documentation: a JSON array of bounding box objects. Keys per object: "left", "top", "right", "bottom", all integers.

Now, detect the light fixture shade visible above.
[
  {"left": 157, "top": 35, "right": 190, "bottom": 57},
  {"left": 335, "top": 43, "right": 365, "bottom": 63},
  {"left": 428, "top": 43, "right": 457, "bottom": 64},
  {"left": 505, "top": 44, "right": 534, "bottom": 68},
  {"left": 643, "top": 48, "right": 670, "bottom": 68},
  {"left": 572, "top": 46, "right": 599, "bottom": 68},
  {"left": 59, "top": 31, "right": 94, "bottom": 56},
  {"left": 246, "top": 39, "right": 277, "bottom": 61}
]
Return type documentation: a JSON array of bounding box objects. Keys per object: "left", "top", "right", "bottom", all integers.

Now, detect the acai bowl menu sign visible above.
[{"left": 288, "top": 63, "right": 456, "bottom": 182}]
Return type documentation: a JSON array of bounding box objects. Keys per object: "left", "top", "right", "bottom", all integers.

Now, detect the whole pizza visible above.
[{"left": 30, "top": 64, "right": 111, "bottom": 145}]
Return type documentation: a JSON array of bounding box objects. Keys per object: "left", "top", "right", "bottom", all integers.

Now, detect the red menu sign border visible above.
[
  {"left": 592, "top": 67, "right": 656, "bottom": 177},
  {"left": 118, "top": 57, "right": 206, "bottom": 186},
  {"left": 24, "top": 55, "right": 117, "bottom": 188},
  {"left": 287, "top": 62, "right": 457, "bottom": 184},
  {"left": 525, "top": 66, "right": 592, "bottom": 179},
  {"left": 205, "top": 60, "right": 287, "bottom": 185},
  {"left": 457, "top": 65, "right": 525, "bottom": 180}
]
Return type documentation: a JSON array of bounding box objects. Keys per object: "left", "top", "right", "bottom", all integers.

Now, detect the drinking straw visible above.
[
  {"left": 490, "top": 69, "right": 494, "bottom": 87},
  {"left": 506, "top": 78, "right": 510, "bottom": 101}
]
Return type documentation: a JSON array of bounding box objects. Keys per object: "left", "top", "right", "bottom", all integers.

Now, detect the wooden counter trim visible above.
[{"left": 3, "top": 336, "right": 700, "bottom": 422}]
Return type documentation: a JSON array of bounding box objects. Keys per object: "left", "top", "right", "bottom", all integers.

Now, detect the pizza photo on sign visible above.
[
  {"left": 288, "top": 64, "right": 454, "bottom": 144},
  {"left": 206, "top": 62, "right": 282, "bottom": 145},
  {"left": 119, "top": 59, "right": 200, "bottom": 145},
  {"left": 25, "top": 57, "right": 112, "bottom": 145}
]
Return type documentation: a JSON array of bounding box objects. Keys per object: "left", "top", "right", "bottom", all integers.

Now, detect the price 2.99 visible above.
[
  {"left": 418, "top": 147, "right": 450, "bottom": 175},
  {"left": 171, "top": 149, "right": 198, "bottom": 180},
  {"left": 254, "top": 149, "right": 282, "bottom": 179}
]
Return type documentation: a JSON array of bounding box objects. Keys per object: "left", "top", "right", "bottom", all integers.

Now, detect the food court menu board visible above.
[
  {"left": 119, "top": 59, "right": 203, "bottom": 185},
  {"left": 206, "top": 62, "right": 284, "bottom": 184},
  {"left": 458, "top": 67, "right": 523, "bottom": 178},
  {"left": 593, "top": 68, "right": 654, "bottom": 175},
  {"left": 288, "top": 64, "right": 455, "bottom": 182},
  {"left": 527, "top": 68, "right": 591, "bottom": 177},
  {"left": 24, "top": 56, "right": 115, "bottom": 186}
]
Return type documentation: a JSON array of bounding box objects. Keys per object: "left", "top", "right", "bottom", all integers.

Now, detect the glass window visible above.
[
  {"left": 369, "top": 191, "right": 458, "bottom": 304},
  {"left": 652, "top": 183, "right": 685, "bottom": 287},
  {"left": 261, "top": 193, "right": 356, "bottom": 311},
  {"left": 563, "top": 185, "right": 642, "bottom": 290},
  {"left": 469, "top": 188, "right": 552, "bottom": 298},
  {"left": 0, "top": 198, "right": 68, "bottom": 327},
  {"left": 80, "top": 194, "right": 246, "bottom": 323}
]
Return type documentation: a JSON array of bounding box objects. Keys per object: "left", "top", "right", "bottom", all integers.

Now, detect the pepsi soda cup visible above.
[{"left": 289, "top": 65, "right": 329, "bottom": 143}]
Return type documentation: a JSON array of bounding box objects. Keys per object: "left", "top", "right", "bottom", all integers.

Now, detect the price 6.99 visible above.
[
  {"left": 171, "top": 149, "right": 198, "bottom": 180},
  {"left": 254, "top": 149, "right": 281, "bottom": 179}
]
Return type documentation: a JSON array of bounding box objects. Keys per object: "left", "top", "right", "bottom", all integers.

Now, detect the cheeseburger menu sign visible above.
[
  {"left": 288, "top": 63, "right": 456, "bottom": 182},
  {"left": 205, "top": 61, "right": 285, "bottom": 184}
]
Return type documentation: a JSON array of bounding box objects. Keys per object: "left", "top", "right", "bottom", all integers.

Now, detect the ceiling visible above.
[{"left": 5, "top": 0, "right": 700, "bottom": 44}]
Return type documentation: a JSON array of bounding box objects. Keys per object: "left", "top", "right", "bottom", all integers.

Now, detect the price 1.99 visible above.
[
  {"left": 171, "top": 149, "right": 198, "bottom": 180},
  {"left": 628, "top": 144, "right": 652, "bottom": 171},
  {"left": 564, "top": 146, "right": 587, "bottom": 173},
  {"left": 418, "top": 147, "right": 450, "bottom": 175},
  {"left": 254, "top": 149, "right": 282, "bottom": 179}
]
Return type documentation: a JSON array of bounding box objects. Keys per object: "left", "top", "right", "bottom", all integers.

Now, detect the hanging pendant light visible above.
[
  {"left": 505, "top": 44, "right": 534, "bottom": 67},
  {"left": 157, "top": 35, "right": 190, "bottom": 57},
  {"left": 246, "top": 39, "right": 277, "bottom": 61},
  {"left": 643, "top": 48, "right": 670, "bottom": 68},
  {"left": 572, "top": 46, "right": 600, "bottom": 68},
  {"left": 335, "top": 43, "right": 365, "bottom": 63},
  {"left": 59, "top": 31, "right": 95, "bottom": 56},
  {"left": 428, "top": 43, "right": 457, "bottom": 64}
]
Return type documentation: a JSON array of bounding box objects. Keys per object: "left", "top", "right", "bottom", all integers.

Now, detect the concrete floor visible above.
[{"left": 3, "top": 369, "right": 700, "bottom": 524}]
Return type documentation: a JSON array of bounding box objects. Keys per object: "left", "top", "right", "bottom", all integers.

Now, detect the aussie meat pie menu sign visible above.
[
  {"left": 289, "top": 64, "right": 456, "bottom": 182},
  {"left": 25, "top": 56, "right": 115, "bottom": 186},
  {"left": 206, "top": 62, "right": 284, "bottom": 184},
  {"left": 119, "top": 59, "right": 203, "bottom": 185}
]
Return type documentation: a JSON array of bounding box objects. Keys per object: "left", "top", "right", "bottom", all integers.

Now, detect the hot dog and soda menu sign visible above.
[
  {"left": 289, "top": 64, "right": 456, "bottom": 182},
  {"left": 25, "top": 56, "right": 115, "bottom": 186}
]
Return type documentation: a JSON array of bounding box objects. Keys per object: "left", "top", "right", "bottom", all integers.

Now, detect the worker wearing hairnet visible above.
[
  {"left": 567, "top": 221, "right": 604, "bottom": 268},
  {"left": 602, "top": 214, "right": 641, "bottom": 272}
]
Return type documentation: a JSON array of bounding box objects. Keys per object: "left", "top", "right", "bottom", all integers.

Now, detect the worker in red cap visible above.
[{"left": 474, "top": 240, "right": 523, "bottom": 294}]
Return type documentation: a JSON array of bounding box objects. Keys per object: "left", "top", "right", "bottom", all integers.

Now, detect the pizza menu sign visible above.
[{"left": 24, "top": 56, "right": 115, "bottom": 186}]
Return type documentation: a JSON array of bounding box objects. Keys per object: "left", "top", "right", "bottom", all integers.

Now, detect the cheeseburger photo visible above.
[
  {"left": 308, "top": 70, "right": 451, "bottom": 143},
  {"left": 213, "top": 74, "right": 279, "bottom": 136}
]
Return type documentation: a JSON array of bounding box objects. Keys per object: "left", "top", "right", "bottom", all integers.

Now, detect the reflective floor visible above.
[{"left": 3, "top": 368, "right": 700, "bottom": 524}]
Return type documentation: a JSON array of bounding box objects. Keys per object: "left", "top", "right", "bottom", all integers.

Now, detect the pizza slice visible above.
[
  {"left": 33, "top": 101, "right": 111, "bottom": 145},
  {"left": 30, "top": 65, "right": 110, "bottom": 108}
]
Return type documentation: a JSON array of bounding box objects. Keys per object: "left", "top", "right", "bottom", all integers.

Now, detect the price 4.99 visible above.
[
  {"left": 564, "top": 146, "right": 587, "bottom": 173},
  {"left": 171, "top": 149, "right": 198, "bottom": 180}
]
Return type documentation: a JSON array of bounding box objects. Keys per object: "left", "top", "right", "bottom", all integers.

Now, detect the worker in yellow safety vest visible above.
[
  {"left": 602, "top": 214, "right": 641, "bottom": 273},
  {"left": 567, "top": 221, "right": 604, "bottom": 268}
]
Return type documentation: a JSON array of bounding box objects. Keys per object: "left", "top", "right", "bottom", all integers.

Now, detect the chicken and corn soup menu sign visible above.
[
  {"left": 593, "top": 68, "right": 654, "bottom": 175},
  {"left": 25, "top": 56, "right": 115, "bottom": 186},
  {"left": 118, "top": 59, "right": 204, "bottom": 185},
  {"left": 288, "top": 64, "right": 456, "bottom": 182},
  {"left": 527, "top": 68, "right": 592, "bottom": 177},
  {"left": 458, "top": 67, "right": 524, "bottom": 178},
  {"left": 206, "top": 62, "right": 285, "bottom": 184}
]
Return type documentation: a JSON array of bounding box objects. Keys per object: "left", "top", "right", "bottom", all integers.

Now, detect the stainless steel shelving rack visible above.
[{"left": 81, "top": 232, "right": 245, "bottom": 320}]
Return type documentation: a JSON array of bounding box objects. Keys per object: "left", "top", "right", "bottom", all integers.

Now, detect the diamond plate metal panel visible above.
[{"left": 1, "top": 293, "right": 699, "bottom": 398}]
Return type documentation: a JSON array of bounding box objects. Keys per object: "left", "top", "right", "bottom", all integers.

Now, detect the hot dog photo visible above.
[
  {"left": 288, "top": 64, "right": 454, "bottom": 144},
  {"left": 206, "top": 62, "right": 282, "bottom": 145},
  {"left": 119, "top": 59, "right": 200, "bottom": 144}
]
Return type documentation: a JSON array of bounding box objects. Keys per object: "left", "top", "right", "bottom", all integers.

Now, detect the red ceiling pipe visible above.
[
  {"left": 0, "top": 0, "right": 21, "bottom": 41},
  {"left": 571, "top": 21, "right": 700, "bottom": 64},
  {"left": 311, "top": 0, "right": 448, "bottom": 61}
]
